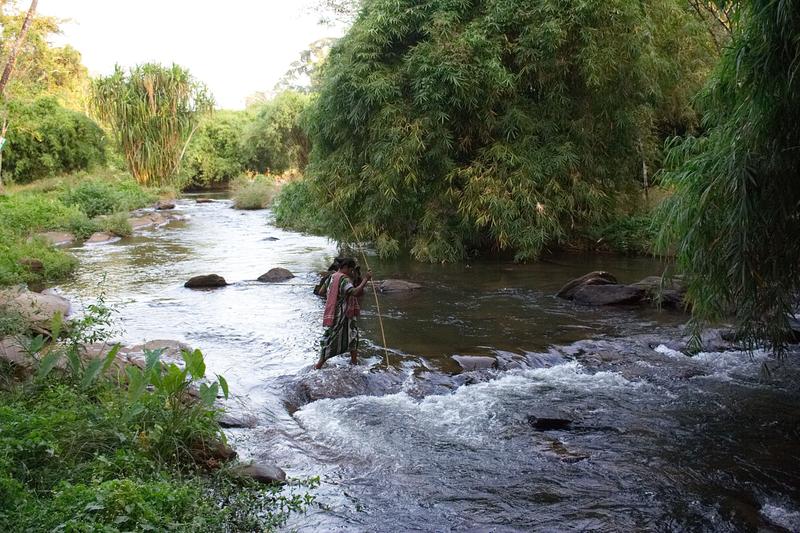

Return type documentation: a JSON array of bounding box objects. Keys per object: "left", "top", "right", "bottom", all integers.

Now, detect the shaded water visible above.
[{"left": 57, "top": 199, "right": 800, "bottom": 532}]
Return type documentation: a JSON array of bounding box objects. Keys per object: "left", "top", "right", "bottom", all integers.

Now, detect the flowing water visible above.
[{"left": 57, "top": 198, "right": 800, "bottom": 532}]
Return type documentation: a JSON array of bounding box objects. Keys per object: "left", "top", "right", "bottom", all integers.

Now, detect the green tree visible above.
[
  {"left": 91, "top": 63, "right": 213, "bottom": 186},
  {"left": 182, "top": 110, "right": 249, "bottom": 189},
  {"left": 242, "top": 91, "right": 311, "bottom": 174},
  {"left": 290, "top": 0, "right": 715, "bottom": 261},
  {"left": 657, "top": 0, "right": 800, "bottom": 351},
  {"left": 0, "top": 4, "right": 89, "bottom": 109}
]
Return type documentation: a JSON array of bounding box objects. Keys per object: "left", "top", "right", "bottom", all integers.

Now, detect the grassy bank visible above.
[
  {"left": 0, "top": 170, "right": 165, "bottom": 287},
  {"left": 0, "top": 306, "right": 314, "bottom": 531}
]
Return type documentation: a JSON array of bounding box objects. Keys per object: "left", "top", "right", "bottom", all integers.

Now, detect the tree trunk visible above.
[{"left": 0, "top": 0, "right": 38, "bottom": 97}]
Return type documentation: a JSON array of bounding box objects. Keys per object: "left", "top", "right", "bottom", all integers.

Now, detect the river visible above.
[{"left": 57, "top": 198, "right": 800, "bottom": 532}]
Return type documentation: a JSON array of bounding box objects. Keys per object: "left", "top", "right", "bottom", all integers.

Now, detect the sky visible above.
[{"left": 42, "top": 1, "right": 344, "bottom": 109}]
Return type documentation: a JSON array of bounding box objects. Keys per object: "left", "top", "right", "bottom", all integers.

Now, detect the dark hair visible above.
[{"left": 338, "top": 257, "right": 356, "bottom": 269}]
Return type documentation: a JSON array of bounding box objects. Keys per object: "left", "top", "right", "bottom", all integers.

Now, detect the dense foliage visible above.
[
  {"left": 283, "top": 0, "right": 715, "bottom": 261},
  {"left": 657, "top": 0, "right": 800, "bottom": 350},
  {"left": 242, "top": 91, "right": 311, "bottom": 175},
  {"left": 92, "top": 63, "right": 213, "bottom": 186},
  {"left": 182, "top": 111, "right": 250, "bottom": 189},
  {"left": 1, "top": 97, "right": 106, "bottom": 183}
]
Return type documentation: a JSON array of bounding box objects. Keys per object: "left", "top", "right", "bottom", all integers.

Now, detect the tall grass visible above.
[{"left": 231, "top": 175, "right": 276, "bottom": 210}]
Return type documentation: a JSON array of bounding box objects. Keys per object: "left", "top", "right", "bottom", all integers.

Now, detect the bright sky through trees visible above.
[{"left": 43, "top": 0, "right": 343, "bottom": 109}]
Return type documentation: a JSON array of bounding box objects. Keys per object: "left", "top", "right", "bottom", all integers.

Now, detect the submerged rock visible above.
[
  {"left": 528, "top": 416, "right": 573, "bottom": 431},
  {"left": 195, "top": 198, "right": 214, "bottom": 204},
  {"left": 233, "top": 463, "right": 286, "bottom": 485},
  {"left": 572, "top": 284, "right": 645, "bottom": 306},
  {"left": 36, "top": 231, "right": 75, "bottom": 247},
  {"left": 184, "top": 274, "right": 228, "bottom": 289},
  {"left": 556, "top": 271, "right": 617, "bottom": 300},
  {"left": 379, "top": 279, "right": 422, "bottom": 293},
  {"left": 257, "top": 268, "right": 295, "bottom": 282}
]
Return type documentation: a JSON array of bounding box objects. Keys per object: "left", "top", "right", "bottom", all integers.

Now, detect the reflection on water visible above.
[{"left": 57, "top": 199, "right": 800, "bottom": 532}]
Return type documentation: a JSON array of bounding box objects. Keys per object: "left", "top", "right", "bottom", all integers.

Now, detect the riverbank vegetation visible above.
[
  {"left": 0, "top": 305, "right": 315, "bottom": 531},
  {"left": 0, "top": 171, "right": 158, "bottom": 286}
]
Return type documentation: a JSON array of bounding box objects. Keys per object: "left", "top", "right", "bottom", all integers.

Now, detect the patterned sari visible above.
[{"left": 319, "top": 272, "right": 360, "bottom": 362}]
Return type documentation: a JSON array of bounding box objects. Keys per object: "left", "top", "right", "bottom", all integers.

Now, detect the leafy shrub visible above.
[
  {"left": 231, "top": 175, "right": 275, "bottom": 210},
  {"left": 0, "top": 193, "right": 89, "bottom": 235},
  {"left": 273, "top": 179, "right": 326, "bottom": 234},
  {"left": 59, "top": 177, "right": 156, "bottom": 218},
  {"left": 183, "top": 111, "right": 249, "bottom": 189},
  {"left": 586, "top": 214, "right": 656, "bottom": 255},
  {"left": 2, "top": 97, "right": 106, "bottom": 183},
  {"left": 99, "top": 212, "right": 133, "bottom": 237}
]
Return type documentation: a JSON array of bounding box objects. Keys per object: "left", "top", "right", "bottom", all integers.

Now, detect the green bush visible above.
[
  {"left": 586, "top": 214, "right": 656, "bottom": 255},
  {"left": 59, "top": 177, "right": 156, "bottom": 218},
  {"left": 99, "top": 212, "right": 133, "bottom": 237},
  {"left": 231, "top": 176, "right": 275, "bottom": 210},
  {"left": 183, "top": 111, "right": 249, "bottom": 189},
  {"left": 0, "top": 232, "right": 78, "bottom": 286},
  {"left": 2, "top": 97, "right": 106, "bottom": 184},
  {"left": 273, "top": 179, "right": 326, "bottom": 233},
  {"left": 0, "top": 193, "right": 89, "bottom": 235}
]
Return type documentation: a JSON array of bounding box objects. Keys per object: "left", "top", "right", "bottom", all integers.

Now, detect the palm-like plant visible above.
[{"left": 92, "top": 63, "right": 212, "bottom": 186}]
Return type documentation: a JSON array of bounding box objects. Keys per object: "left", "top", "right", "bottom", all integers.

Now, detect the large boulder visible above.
[
  {"left": 184, "top": 274, "right": 228, "bottom": 289},
  {"left": 572, "top": 284, "right": 645, "bottom": 306},
  {"left": 233, "top": 463, "right": 286, "bottom": 485},
  {"left": 155, "top": 200, "right": 176, "bottom": 210},
  {"left": 629, "top": 275, "right": 687, "bottom": 309},
  {"left": 378, "top": 279, "right": 422, "bottom": 293},
  {"left": 0, "top": 286, "right": 70, "bottom": 326},
  {"left": 36, "top": 231, "right": 75, "bottom": 247},
  {"left": 257, "top": 268, "right": 295, "bottom": 282},
  {"left": 556, "top": 271, "right": 617, "bottom": 300}
]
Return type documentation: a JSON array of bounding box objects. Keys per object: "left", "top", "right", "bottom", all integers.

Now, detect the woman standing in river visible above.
[{"left": 315, "top": 258, "right": 371, "bottom": 369}]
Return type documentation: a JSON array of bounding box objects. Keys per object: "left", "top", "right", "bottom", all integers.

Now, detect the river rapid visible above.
[{"left": 57, "top": 198, "right": 800, "bottom": 532}]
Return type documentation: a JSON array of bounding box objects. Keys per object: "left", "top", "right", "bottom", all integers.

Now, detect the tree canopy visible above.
[{"left": 293, "top": 0, "right": 716, "bottom": 261}]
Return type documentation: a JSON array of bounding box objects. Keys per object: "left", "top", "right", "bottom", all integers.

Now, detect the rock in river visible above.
[
  {"left": 572, "top": 284, "right": 645, "bottom": 306},
  {"left": 36, "top": 231, "right": 75, "bottom": 247},
  {"left": 556, "top": 271, "right": 617, "bottom": 300},
  {"left": 379, "top": 279, "right": 422, "bottom": 293},
  {"left": 528, "top": 416, "right": 573, "bottom": 431},
  {"left": 233, "top": 463, "right": 287, "bottom": 485},
  {"left": 85, "top": 232, "right": 120, "bottom": 245},
  {"left": 155, "top": 200, "right": 176, "bottom": 210},
  {"left": 185, "top": 274, "right": 228, "bottom": 289},
  {"left": 0, "top": 286, "right": 70, "bottom": 327},
  {"left": 452, "top": 355, "right": 497, "bottom": 371},
  {"left": 257, "top": 268, "right": 295, "bottom": 282}
]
